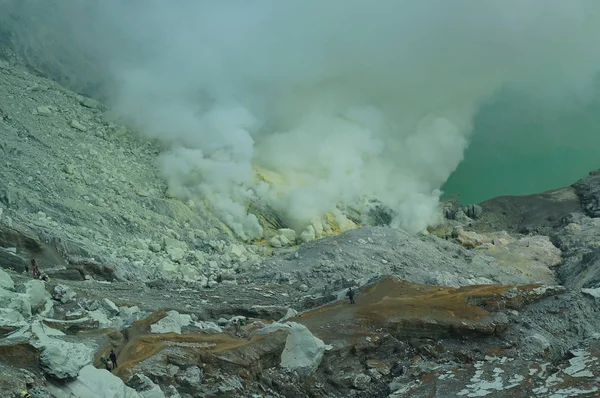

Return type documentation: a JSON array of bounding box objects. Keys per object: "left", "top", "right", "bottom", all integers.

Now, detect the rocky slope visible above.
[{"left": 1, "top": 58, "right": 600, "bottom": 397}]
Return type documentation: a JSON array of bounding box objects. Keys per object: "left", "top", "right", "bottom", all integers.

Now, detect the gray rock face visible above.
[{"left": 573, "top": 169, "right": 600, "bottom": 218}]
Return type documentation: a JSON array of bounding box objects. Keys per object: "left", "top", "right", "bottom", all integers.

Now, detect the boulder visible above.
[
  {"left": 581, "top": 287, "right": 600, "bottom": 299},
  {"left": 87, "top": 309, "right": 113, "bottom": 329},
  {"left": 278, "top": 228, "right": 297, "bottom": 242},
  {"left": 352, "top": 373, "right": 371, "bottom": 390},
  {"left": 0, "top": 288, "right": 32, "bottom": 319},
  {"left": 36, "top": 106, "right": 52, "bottom": 116},
  {"left": 0, "top": 307, "right": 27, "bottom": 328},
  {"left": 70, "top": 119, "right": 88, "bottom": 132},
  {"left": 52, "top": 364, "right": 143, "bottom": 397},
  {"left": 452, "top": 228, "right": 490, "bottom": 248},
  {"left": 0, "top": 268, "right": 14, "bottom": 290},
  {"left": 101, "top": 298, "right": 120, "bottom": 316},
  {"left": 126, "top": 373, "right": 166, "bottom": 398},
  {"left": 40, "top": 338, "right": 96, "bottom": 380},
  {"left": 25, "top": 280, "right": 53, "bottom": 316},
  {"left": 280, "top": 322, "right": 326, "bottom": 377},
  {"left": 192, "top": 321, "right": 222, "bottom": 333},
  {"left": 150, "top": 311, "right": 191, "bottom": 334},
  {"left": 573, "top": 170, "right": 600, "bottom": 218},
  {"left": 53, "top": 285, "right": 76, "bottom": 303},
  {"left": 7, "top": 320, "right": 96, "bottom": 380},
  {"left": 524, "top": 333, "right": 551, "bottom": 356},
  {"left": 300, "top": 226, "right": 316, "bottom": 243},
  {"left": 175, "top": 366, "right": 203, "bottom": 390},
  {"left": 162, "top": 237, "right": 187, "bottom": 251},
  {"left": 462, "top": 204, "right": 483, "bottom": 219},
  {"left": 166, "top": 247, "right": 185, "bottom": 262},
  {"left": 279, "top": 308, "right": 298, "bottom": 322}
]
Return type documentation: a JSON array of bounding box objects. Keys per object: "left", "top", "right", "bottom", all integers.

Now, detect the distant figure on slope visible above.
[
  {"left": 346, "top": 287, "right": 355, "bottom": 304},
  {"left": 31, "top": 260, "right": 40, "bottom": 279},
  {"left": 109, "top": 349, "right": 118, "bottom": 368}
]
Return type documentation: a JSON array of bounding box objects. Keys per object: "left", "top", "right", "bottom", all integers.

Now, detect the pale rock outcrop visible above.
[
  {"left": 126, "top": 373, "right": 166, "bottom": 398},
  {"left": 482, "top": 235, "right": 561, "bottom": 284},
  {"left": 193, "top": 320, "right": 222, "bottom": 333},
  {"left": 300, "top": 225, "right": 316, "bottom": 243},
  {"left": 70, "top": 119, "right": 88, "bottom": 132},
  {"left": 7, "top": 320, "right": 95, "bottom": 380},
  {"left": 101, "top": 298, "right": 120, "bottom": 316},
  {"left": 150, "top": 310, "right": 192, "bottom": 334},
  {"left": 279, "top": 308, "right": 298, "bottom": 322},
  {"left": 176, "top": 365, "right": 203, "bottom": 390},
  {"left": 280, "top": 322, "right": 326, "bottom": 377},
  {"left": 87, "top": 309, "right": 113, "bottom": 329},
  {"left": 269, "top": 236, "right": 283, "bottom": 248},
  {"left": 310, "top": 217, "right": 325, "bottom": 238},
  {"left": 0, "top": 268, "right": 14, "bottom": 290},
  {"left": 25, "top": 280, "right": 53, "bottom": 316},
  {"left": 228, "top": 244, "right": 248, "bottom": 262},
  {"left": 53, "top": 284, "right": 77, "bottom": 303},
  {"left": 0, "top": 307, "right": 27, "bottom": 327},
  {"left": 581, "top": 287, "right": 600, "bottom": 299},
  {"left": 453, "top": 227, "right": 491, "bottom": 248},
  {"left": 278, "top": 228, "right": 297, "bottom": 243},
  {"left": 40, "top": 338, "right": 96, "bottom": 380},
  {"left": 51, "top": 364, "right": 143, "bottom": 398}
]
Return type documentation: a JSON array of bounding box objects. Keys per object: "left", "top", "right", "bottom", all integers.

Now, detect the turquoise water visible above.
[{"left": 443, "top": 89, "right": 600, "bottom": 204}]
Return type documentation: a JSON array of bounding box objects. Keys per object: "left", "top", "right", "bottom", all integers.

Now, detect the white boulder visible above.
[
  {"left": 581, "top": 287, "right": 600, "bottom": 299},
  {"left": 40, "top": 338, "right": 96, "bottom": 379},
  {"left": 0, "top": 308, "right": 27, "bottom": 328},
  {"left": 126, "top": 373, "right": 166, "bottom": 398},
  {"left": 25, "top": 280, "right": 53, "bottom": 316},
  {"left": 101, "top": 298, "right": 120, "bottom": 316},
  {"left": 300, "top": 226, "right": 316, "bottom": 243},
  {"left": 7, "top": 320, "right": 95, "bottom": 380},
  {"left": 278, "top": 228, "right": 297, "bottom": 242},
  {"left": 0, "top": 268, "right": 14, "bottom": 290},
  {"left": 150, "top": 311, "right": 191, "bottom": 334},
  {"left": 280, "top": 322, "right": 326, "bottom": 377},
  {"left": 193, "top": 320, "right": 222, "bottom": 333},
  {"left": 87, "top": 309, "right": 113, "bottom": 329},
  {"left": 53, "top": 285, "right": 77, "bottom": 303},
  {"left": 52, "top": 364, "right": 143, "bottom": 398},
  {"left": 269, "top": 236, "right": 282, "bottom": 248}
]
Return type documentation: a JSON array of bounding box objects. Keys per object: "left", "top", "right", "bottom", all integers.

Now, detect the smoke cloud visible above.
[{"left": 3, "top": 0, "right": 600, "bottom": 238}]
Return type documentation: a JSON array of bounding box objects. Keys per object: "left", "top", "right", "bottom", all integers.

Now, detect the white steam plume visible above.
[{"left": 15, "top": 0, "right": 600, "bottom": 238}]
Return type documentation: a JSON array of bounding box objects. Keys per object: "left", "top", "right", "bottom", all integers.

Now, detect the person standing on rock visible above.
[
  {"left": 347, "top": 287, "right": 356, "bottom": 304},
  {"left": 109, "top": 349, "right": 118, "bottom": 369}
]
